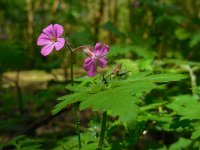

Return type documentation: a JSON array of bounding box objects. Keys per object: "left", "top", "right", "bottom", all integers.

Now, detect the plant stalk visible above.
[
  {"left": 98, "top": 111, "right": 107, "bottom": 149},
  {"left": 73, "top": 102, "right": 81, "bottom": 149},
  {"left": 66, "top": 43, "right": 81, "bottom": 149},
  {"left": 186, "top": 66, "right": 197, "bottom": 96},
  {"left": 16, "top": 70, "right": 23, "bottom": 114}
]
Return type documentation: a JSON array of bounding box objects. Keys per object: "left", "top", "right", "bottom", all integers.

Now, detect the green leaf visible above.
[
  {"left": 52, "top": 72, "right": 187, "bottom": 126},
  {"left": 128, "top": 72, "right": 188, "bottom": 83},
  {"left": 140, "top": 101, "right": 167, "bottom": 112},
  {"left": 52, "top": 91, "right": 89, "bottom": 115},
  {"left": 194, "top": 86, "right": 200, "bottom": 95},
  {"left": 189, "top": 32, "right": 200, "bottom": 47},
  {"left": 80, "top": 81, "right": 158, "bottom": 127},
  {"left": 166, "top": 95, "right": 200, "bottom": 120},
  {"left": 191, "top": 125, "right": 200, "bottom": 139},
  {"left": 175, "top": 28, "right": 190, "bottom": 40},
  {"left": 138, "top": 113, "right": 172, "bottom": 122},
  {"left": 115, "top": 59, "right": 139, "bottom": 72},
  {"left": 7, "top": 135, "right": 42, "bottom": 150},
  {"left": 136, "top": 59, "right": 154, "bottom": 71},
  {"left": 169, "top": 137, "right": 191, "bottom": 150},
  {"left": 54, "top": 132, "right": 101, "bottom": 150}
]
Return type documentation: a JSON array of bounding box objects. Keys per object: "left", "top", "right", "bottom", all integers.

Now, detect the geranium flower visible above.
[
  {"left": 83, "top": 43, "right": 110, "bottom": 77},
  {"left": 37, "top": 24, "right": 65, "bottom": 56}
]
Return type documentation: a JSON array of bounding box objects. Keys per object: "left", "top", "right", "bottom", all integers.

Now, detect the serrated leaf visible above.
[
  {"left": 52, "top": 91, "right": 89, "bottom": 115},
  {"left": 128, "top": 72, "right": 188, "bottom": 83},
  {"left": 80, "top": 81, "right": 158, "bottom": 127},
  {"left": 54, "top": 132, "right": 100, "bottom": 150},
  {"left": 52, "top": 72, "right": 187, "bottom": 125},
  {"left": 138, "top": 113, "right": 172, "bottom": 122},
  {"left": 166, "top": 95, "right": 200, "bottom": 120},
  {"left": 8, "top": 135, "right": 42, "bottom": 150}
]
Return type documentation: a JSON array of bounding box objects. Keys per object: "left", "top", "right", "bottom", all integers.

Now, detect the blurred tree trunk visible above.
[
  {"left": 26, "top": 0, "right": 34, "bottom": 66},
  {"left": 113, "top": 0, "right": 118, "bottom": 25},
  {"left": 94, "top": 0, "right": 104, "bottom": 42},
  {"left": 112, "top": 0, "right": 118, "bottom": 43},
  {"left": 128, "top": 0, "right": 134, "bottom": 32},
  {"left": 107, "top": 0, "right": 118, "bottom": 44},
  {"left": 108, "top": 0, "right": 112, "bottom": 43},
  {"left": 16, "top": 70, "right": 23, "bottom": 114},
  {"left": 51, "top": 0, "right": 60, "bottom": 22}
]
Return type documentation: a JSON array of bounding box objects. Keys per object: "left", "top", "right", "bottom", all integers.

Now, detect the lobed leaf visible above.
[{"left": 166, "top": 95, "right": 200, "bottom": 120}]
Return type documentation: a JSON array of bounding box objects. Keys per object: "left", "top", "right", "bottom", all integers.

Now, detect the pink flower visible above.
[
  {"left": 83, "top": 43, "right": 110, "bottom": 77},
  {"left": 37, "top": 24, "right": 65, "bottom": 56}
]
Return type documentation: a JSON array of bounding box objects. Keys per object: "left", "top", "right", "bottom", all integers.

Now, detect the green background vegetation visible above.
[{"left": 0, "top": 0, "right": 200, "bottom": 149}]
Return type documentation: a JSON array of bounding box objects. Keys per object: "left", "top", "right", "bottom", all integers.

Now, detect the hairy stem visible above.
[
  {"left": 187, "top": 66, "right": 197, "bottom": 95},
  {"left": 66, "top": 43, "right": 81, "bottom": 149},
  {"left": 98, "top": 111, "right": 107, "bottom": 149}
]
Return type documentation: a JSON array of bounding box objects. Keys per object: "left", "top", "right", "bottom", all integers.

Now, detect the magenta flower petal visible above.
[
  {"left": 55, "top": 38, "right": 65, "bottom": 51},
  {"left": 97, "top": 57, "right": 107, "bottom": 68},
  {"left": 41, "top": 44, "right": 55, "bottom": 56},
  {"left": 83, "top": 58, "right": 93, "bottom": 71},
  {"left": 83, "top": 58, "right": 97, "bottom": 77},
  {"left": 37, "top": 24, "right": 65, "bottom": 56},
  {"left": 43, "top": 24, "right": 55, "bottom": 37},
  {"left": 54, "top": 24, "right": 64, "bottom": 37},
  {"left": 94, "top": 44, "right": 110, "bottom": 56},
  {"left": 100, "top": 44, "right": 110, "bottom": 56},
  {"left": 94, "top": 42, "right": 102, "bottom": 51},
  {"left": 37, "top": 33, "right": 51, "bottom": 46},
  {"left": 82, "top": 43, "right": 109, "bottom": 77}
]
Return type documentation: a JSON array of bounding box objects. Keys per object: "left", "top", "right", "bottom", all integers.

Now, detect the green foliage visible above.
[
  {"left": 69, "top": 29, "right": 94, "bottom": 46},
  {"left": 53, "top": 71, "right": 187, "bottom": 128},
  {"left": 0, "top": 41, "right": 28, "bottom": 71},
  {"left": 1, "top": 0, "right": 200, "bottom": 149},
  {"left": 175, "top": 28, "right": 190, "bottom": 40},
  {"left": 167, "top": 95, "right": 200, "bottom": 120},
  {"left": 101, "top": 21, "right": 125, "bottom": 38},
  {"left": 169, "top": 138, "right": 192, "bottom": 150},
  {"left": 167, "top": 95, "right": 200, "bottom": 140},
  {"left": 192, "top": 126, "right": 200, "bottom": 140},
  {"left": 54, "top": 132, "right": 102, "bottom": 150},
  {"left": 4, "top": 135, "right": 42, "bottom": 150},
  {"left": 109, "top": 45, "right": 155, "bottom": 59}
]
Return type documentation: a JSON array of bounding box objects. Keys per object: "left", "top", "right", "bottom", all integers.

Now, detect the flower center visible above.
[
  {"left": 50, "top": 36, "right": 57, "bottom": 42},
  {"left": 83, "top": 47, "right": 94, "bottom": 58}
]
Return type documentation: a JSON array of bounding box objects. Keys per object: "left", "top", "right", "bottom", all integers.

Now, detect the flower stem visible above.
[
  {"left": 66, "top": 43, "right": 82, "bottom": 149},
  {"left": 70, "top": 51, "right": 74, "bottom": 86},
  {"left": 73, "top": 102, "right": 81, "bottom": 149},
  {"left": 98, "top": 111, "right": 107, "bottom": 149}
]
